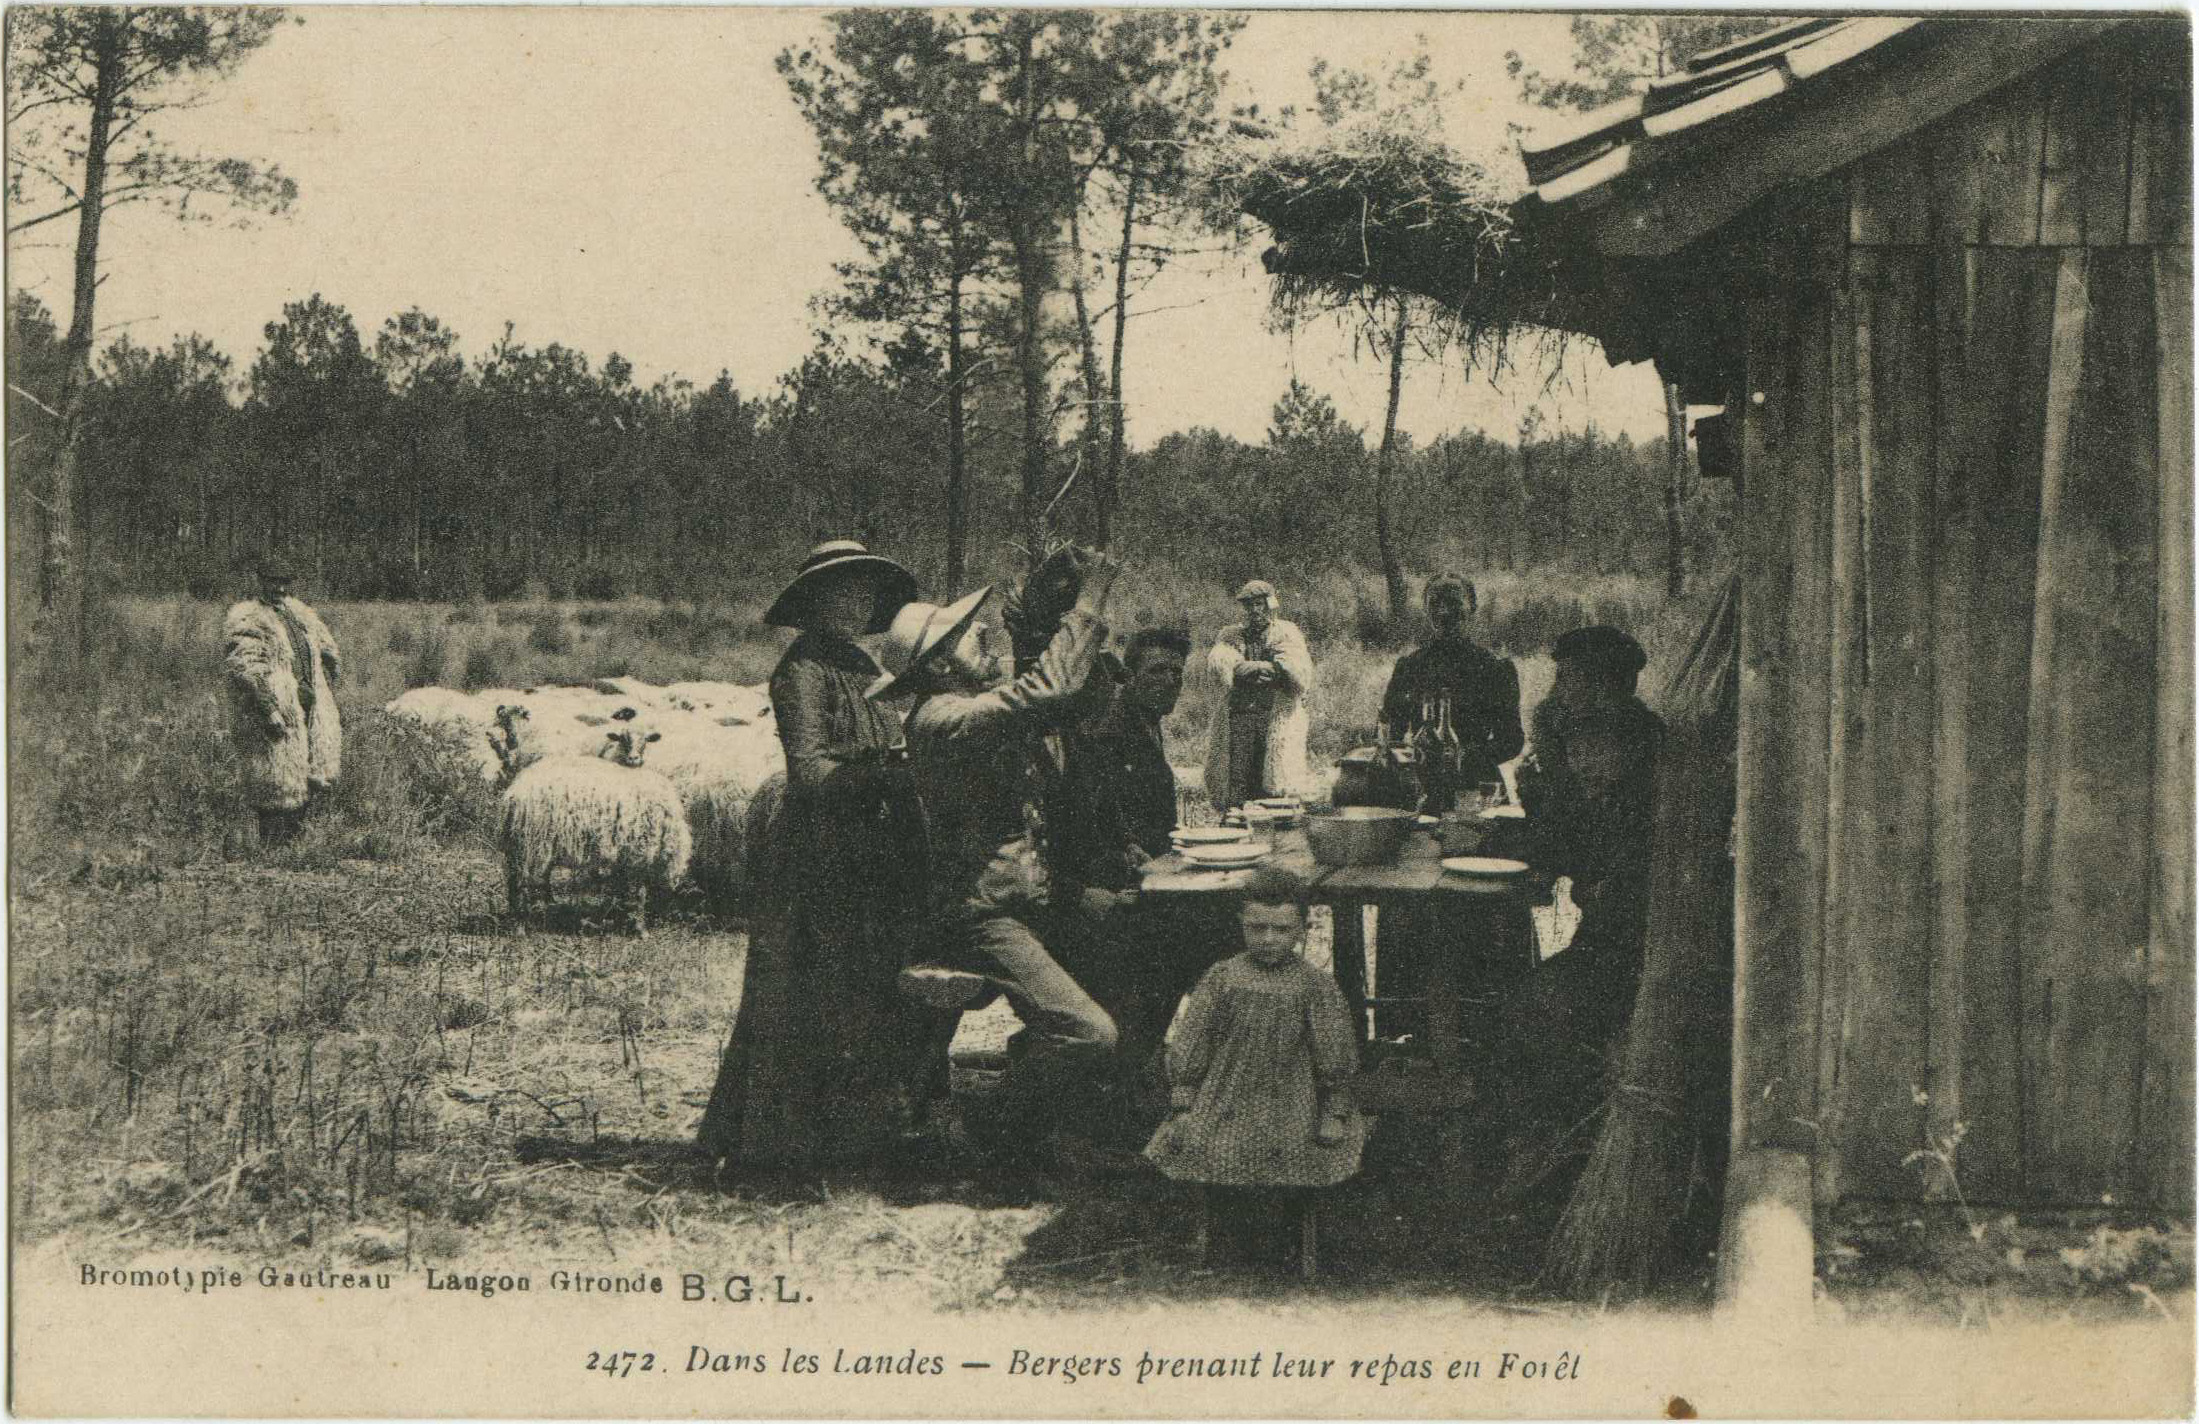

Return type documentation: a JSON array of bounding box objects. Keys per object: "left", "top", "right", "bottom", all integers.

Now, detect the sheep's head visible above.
[
  {"left": 490, "top": 704, "right": 534, "bottom": 777},
  {"left": 601, "top": 725, "right": 661, "bottom": 768}
]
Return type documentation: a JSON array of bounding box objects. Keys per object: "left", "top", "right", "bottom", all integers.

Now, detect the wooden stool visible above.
[{"left": 1195, "top": 1191, "right": 1320, "bottom": 1280}]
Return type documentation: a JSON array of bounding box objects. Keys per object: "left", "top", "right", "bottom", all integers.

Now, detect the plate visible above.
[
  {"left": 1171, "top": 826, "right": 1251, "bottom": 847},
  {"left": 1441, "top": 856, "right": 1530, "bottom": 877},
  {"left": 1415, "top": 815, "right": 1441, "bottom": 830},
  {"left": 1180, "top": 843, "right": 1272, "bottom": 869},
  {"left": 1252, "top": 797, "right": 1304, "bottom": 812}
]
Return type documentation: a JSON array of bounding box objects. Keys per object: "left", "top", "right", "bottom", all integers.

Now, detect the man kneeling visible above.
[{"left": 868, "top": 548, "right": 1126, "bottom": 1171}]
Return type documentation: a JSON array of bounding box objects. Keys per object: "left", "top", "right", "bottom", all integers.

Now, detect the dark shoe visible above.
[{"left": 898, "top": 964, "right": 993, "bottom": 1011}]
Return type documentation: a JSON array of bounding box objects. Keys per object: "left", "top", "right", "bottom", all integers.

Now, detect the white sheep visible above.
[
  {"left": 498, "top": 723, "right": 692, "bottom": 934},
  {"left": 643, "top": 717, "right": 784, "bottom": 906}
]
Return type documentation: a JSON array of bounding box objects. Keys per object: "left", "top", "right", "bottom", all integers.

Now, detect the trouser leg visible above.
[
  {"left": 964, "top": 913, "right": 1116, "bottom": 1146},
  {"left": 1226, "top": 717, "right": 1268, "bottom": 807}
]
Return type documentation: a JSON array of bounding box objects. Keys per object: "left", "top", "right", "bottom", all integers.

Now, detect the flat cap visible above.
[
  {"left": 1233, "top": 579, "right": 1276, "bottom": 603},
  {"left": 1553, "top": 624, "right": 1648, "bottom": 676}
]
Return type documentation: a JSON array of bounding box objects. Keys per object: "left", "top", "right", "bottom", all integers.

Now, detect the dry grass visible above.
[{"left": 9, "top": 568, "right": 1735, "bottom": 1308}]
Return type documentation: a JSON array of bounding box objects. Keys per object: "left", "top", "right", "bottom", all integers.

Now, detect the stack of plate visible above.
[
  {"left": 1247, "top": 797, "right": 1305, "bottom": 829},
  {"left": 1180, "top": 841, "right": 1270, "bottom": 871}
]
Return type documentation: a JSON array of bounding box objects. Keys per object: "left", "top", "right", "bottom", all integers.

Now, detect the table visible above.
[{"left": 1142, "top": 821, "right": 1548, "bottom": 1152}]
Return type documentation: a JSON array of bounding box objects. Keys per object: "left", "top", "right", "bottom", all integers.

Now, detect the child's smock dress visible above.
[{"left": 1144, "top": 951, "right": 1366, "bottom": 1187}]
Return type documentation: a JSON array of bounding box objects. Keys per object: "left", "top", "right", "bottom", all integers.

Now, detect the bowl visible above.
[{"left": 1304, "top": 806, "right": 1417, "bottom": 866}]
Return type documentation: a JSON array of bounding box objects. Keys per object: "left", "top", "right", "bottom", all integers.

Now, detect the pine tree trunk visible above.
[
  {"left": 1376, "top": 300, "right": 1410, "bottom": 628},
  {"left": 1066, "top": 202, "right": 1106, "bottom": 545},
  {"left": 43, "top": 19, "right": 123, "bottom": 663},
  {"left": 1663, "top": 379, "right": 1689, "bottom": 599},
  {"left": 1011, "top": 29, "right": 1048, "bottom": 569},
  {"left": 1105, "top": 167, "right": 1139, "bottom": 556},
  {"left": 945, "top": 267, "right": 968, "bottom": 596}
]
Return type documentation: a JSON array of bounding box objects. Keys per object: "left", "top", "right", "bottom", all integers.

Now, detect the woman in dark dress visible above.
[{"left": 697, "top": 541, "right": 950, "bottom": 1177}]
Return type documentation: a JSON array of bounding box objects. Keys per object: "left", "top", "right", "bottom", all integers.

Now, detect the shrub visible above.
[
  {"left": 402, "top": 621, "right": 450, "bottom": 689},
  {"left": 525, "top": 613, "right": 574, "bottom": 655},
  {"left": 320, "top": 710, "right": 498, "bottom": 853},
  {"left": 459, "top": 639, "right": 512, "bottom": 691}
]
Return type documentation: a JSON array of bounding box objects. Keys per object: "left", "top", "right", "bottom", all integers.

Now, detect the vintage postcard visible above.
[{"left": 6, "top": 4, "right": 2193, "bottom": 1417}]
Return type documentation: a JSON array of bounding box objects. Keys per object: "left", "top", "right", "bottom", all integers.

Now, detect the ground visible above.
[{"left": 15, "top": 845, "right": 2192, "bottom": 1324}]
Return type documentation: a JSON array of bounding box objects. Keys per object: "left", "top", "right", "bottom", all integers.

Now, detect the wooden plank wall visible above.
[{"left": 1782, "top": 26, "right": 2195, "bottom": 1206}]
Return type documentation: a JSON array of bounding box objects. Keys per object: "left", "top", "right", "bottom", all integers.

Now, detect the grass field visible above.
[{"left": 15, "top": 567, "right": 2185, "bottom": 1319}]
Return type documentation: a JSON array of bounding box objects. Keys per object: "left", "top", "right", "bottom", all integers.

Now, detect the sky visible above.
[{"left": 6, "top": 6, "right": 1670, "bottom": 449}]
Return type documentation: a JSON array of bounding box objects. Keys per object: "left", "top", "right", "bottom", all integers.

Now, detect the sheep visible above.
[
  {"left": 386, "top": 686, "right": 504, "bottom": 781},
  {"left": 643, "top": 717, "right": 784, "bottom": 906},
  {"left": 497, "top": 723, "right": 692, "bottom": 934},
  {"left": 390, "top": 676, "right": 782, "bottom": 904}
]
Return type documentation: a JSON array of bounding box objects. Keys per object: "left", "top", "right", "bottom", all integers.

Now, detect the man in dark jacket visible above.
[
  {"left": 1047, "top": 627, "right": 1225, "bottom": 1136},
  {"left": 1370, "top": 575, "right": 1527, "bottom": 1039},
  {"left": 1378, "top": 574, "right": 1523, "bottom": 811},
  {"left": 1052, "top": 626, "right": 1190, "bottom": 889},
  {"left": 872, "top": 548, "right": 1126, "bottom": 1161}
]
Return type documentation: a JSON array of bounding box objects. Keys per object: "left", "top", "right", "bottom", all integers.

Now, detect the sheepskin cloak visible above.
[
  {"left": 1201, "top": 616, "right": 1314, "bottom": 811},
  {"left": 223, "top": 596, "right": 343, "bottom": 811}
]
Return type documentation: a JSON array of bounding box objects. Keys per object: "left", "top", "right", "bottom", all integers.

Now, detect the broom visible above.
[{"left": 1543, "top": 576, "right": 1739, "bottom": 1300}]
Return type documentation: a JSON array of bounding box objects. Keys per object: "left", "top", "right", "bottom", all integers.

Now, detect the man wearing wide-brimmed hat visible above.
[
  {"left": 221, "top": 556, "right": 342, "bottom": 849},
  {"left": 868, "top": 545, "right": 1126, "bottom": 1168},
  {"left": 697, "top": 539, "right": 941, "bottom": 1176}
]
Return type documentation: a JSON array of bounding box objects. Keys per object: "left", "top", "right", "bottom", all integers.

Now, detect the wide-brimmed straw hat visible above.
[
  {"left": 763, "top": 540, "right": 918, "bottom": 634},
  {"left": 866, "top": 586, "right": 993, "bottom": 701}
]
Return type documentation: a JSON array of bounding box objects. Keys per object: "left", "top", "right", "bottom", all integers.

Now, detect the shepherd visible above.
[
  {"left": 874, "top": 545, "right": 1128, "bottom": 1172},
  {"left": 222, "top": 557, "right": 342, "bottom": 849},
  {"left": 1201, "top": 579, "right": 1314, "bottom": 812}
]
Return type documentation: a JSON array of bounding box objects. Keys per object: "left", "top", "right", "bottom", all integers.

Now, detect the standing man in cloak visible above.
[{"left": 222, "top": 558, "right": 342, "bottom": 849}]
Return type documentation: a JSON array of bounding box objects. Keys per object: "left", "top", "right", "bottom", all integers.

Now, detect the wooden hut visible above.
[{"left": 1243, "top": 14, "right": 2193, "bottom": 1305}]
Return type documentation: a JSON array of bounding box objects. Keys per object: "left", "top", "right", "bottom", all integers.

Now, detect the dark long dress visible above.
[{"left": 696, "top": 631, "right": 946, "bottom": 1172}]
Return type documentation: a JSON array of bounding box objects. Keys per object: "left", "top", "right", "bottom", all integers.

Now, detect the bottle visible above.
[
  {"left": 1436, "top": 695, "right": 1465, "bottom": 800},
  {"left": 1411, "top": 698, "right": 1440, "bottom": 812}
]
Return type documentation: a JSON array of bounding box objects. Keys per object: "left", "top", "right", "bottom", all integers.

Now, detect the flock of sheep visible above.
[{"left": 385, "top": 677, "right": 786, "bottom": 931}]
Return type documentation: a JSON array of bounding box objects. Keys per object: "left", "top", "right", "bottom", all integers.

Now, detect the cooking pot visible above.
[{"left": 1331, "top": 746, "right": 1420, "bottom": 811}]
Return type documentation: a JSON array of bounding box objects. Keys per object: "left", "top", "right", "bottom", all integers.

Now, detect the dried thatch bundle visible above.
[{"left": 1202, "top": 114, "right": 1579, "bottom": 365}]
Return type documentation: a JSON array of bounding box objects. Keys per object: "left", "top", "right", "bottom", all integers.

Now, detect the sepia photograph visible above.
[{"left": 6, "top": 5, "right": 2194, "bottom": 1416}]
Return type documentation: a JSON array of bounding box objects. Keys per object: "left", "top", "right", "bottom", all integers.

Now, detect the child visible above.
[{"left": 1145, "top": 865, "right": 1366, "bottom": 1273}]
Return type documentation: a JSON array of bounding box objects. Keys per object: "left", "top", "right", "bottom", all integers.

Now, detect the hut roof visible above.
[{"left": 1226, "top": 16, "right": 2123, "bottom": 367}]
